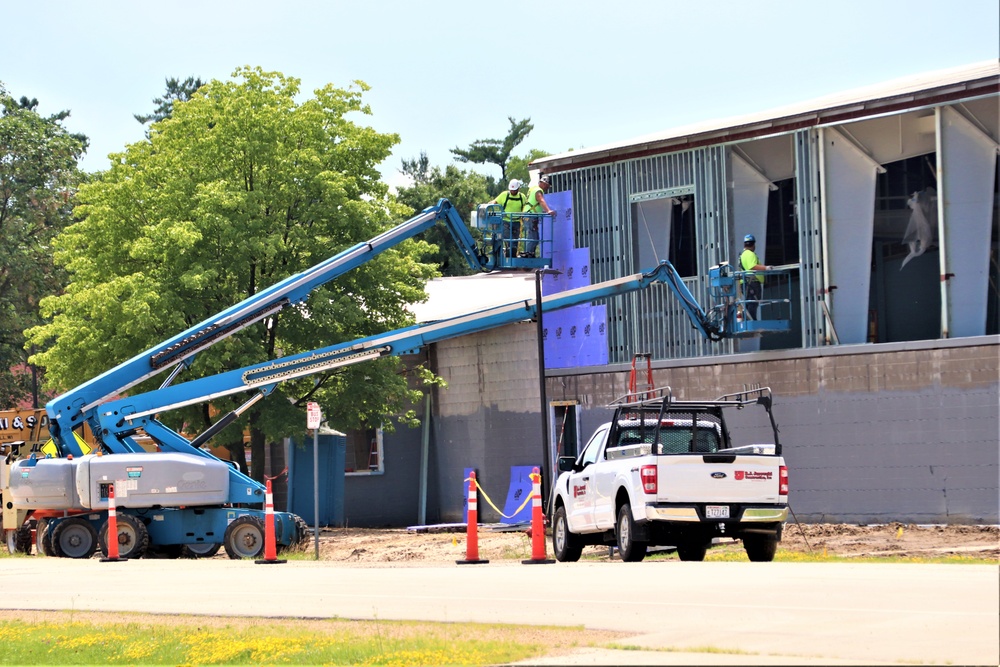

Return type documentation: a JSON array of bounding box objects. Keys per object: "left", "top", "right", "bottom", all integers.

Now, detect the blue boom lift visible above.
[{"left": 3, "top": 198, "right": 790, "bottom": 558}]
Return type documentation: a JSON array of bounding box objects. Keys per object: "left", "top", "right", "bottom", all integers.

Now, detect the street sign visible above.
[{"left": 306, "top": 402, "right": 322, "bottom": 430}]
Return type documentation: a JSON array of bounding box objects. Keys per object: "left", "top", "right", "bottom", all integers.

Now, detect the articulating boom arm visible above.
[
  {"left": 94, "top": 263, "right": 681, "bottom": 456},
  {"left": 45, "top": 199, "right": 484, "bottom": 455}
]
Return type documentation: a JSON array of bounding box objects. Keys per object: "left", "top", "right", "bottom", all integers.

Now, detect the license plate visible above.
[{"left": 705, "top": 505, "right": 730, "bottom": 519}]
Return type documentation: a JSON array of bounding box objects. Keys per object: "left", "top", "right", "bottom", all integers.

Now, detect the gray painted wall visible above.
[{"left": 346, "top": 331, "right": 997, "bottom": 527}]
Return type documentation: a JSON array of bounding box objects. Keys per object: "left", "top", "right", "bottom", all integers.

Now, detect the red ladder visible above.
[{"left": 628, "top": 353, "right": 653, "bottom": 400}]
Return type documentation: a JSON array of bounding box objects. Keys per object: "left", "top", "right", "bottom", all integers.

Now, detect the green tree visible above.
[
  {"left": 451, "top": 117, "right": 533, "bottom": 196},
  {"left": 396, "top": 152, "right": 490, "bottom": 276},
  {"left": 0, "top": 85, "right": 86, "bottom": 407},
  {"left": 134, "top": 76, "right": 206, "bottom": 125},
  {"left": 26, "top": 67, "right": 439, "bottom": 480}
]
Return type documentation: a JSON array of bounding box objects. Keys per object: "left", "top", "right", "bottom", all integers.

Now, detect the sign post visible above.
[{"left": 306, "top": 402, "right": 322, "bottom": 560}]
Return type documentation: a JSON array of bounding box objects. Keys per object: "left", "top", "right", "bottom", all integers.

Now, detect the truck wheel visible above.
[
  {"left": 181, "top": 543, "right": 222, "bottom": 558},
  {"left": 51, "top": 517, "right": 99, "bottom": 559},
  {"left": 616, "top": 503, "right": 647, "bottom": 562},
  {"left": 743, "top": 535, "right": 778, "bottom": 562},
  {"left": 99, "top": 514, "right": 150, "bottom": 559},
  {"left": 223, "top": 515, "right": 265, "bottom": 559},
  {"left": 552, "top": 506, "right": 583, "bottom": 562},
  {"left": 677, "top": 541, "right": 708, "bottom": 561}
]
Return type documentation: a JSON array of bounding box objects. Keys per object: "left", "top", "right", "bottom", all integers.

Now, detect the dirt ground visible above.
[{"left": 299, "top": 522, "right": 1000, "bottom": 564}]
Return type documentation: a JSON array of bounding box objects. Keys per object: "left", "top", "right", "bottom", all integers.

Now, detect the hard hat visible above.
[
  {"left": 508, "top": 179, "right": 521, "bottom": 191},
  {"left": 744, "top": 234, "right": 756, "bottom": 244},
  {"left": 539, "top": 175, "right": 550, "bottom": 185}
]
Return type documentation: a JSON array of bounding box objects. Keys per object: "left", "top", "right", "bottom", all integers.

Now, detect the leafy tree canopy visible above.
[
  {"left": 395, "top": 151, "right": 490, "bottom": 276},
  {"left": 25, "top": 67, "right": 440, "bottom": 479},
  {"left": 0, "top": 85, "right": 87, "bottom": 407},
  {"left": 134, "top": 76, "right": 206, "bottom": 125}
]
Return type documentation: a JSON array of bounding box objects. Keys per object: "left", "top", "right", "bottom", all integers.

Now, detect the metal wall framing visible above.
[{"left": 794, "top": 129, "right": 826, "bottom": 348}]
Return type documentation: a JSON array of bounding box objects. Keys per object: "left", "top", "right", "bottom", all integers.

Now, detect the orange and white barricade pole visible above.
[
  {"left": 456, "top": 471, "right": 489, "bottom": 564},
  {"left": 255, "top": 479, "right": 287, "bottom": 565},
  {"left": 100, "top": 482, "right": 125, "bottom": 562},
  {"left": 522, "top": 467, "right": 554, "bottom": 564}
]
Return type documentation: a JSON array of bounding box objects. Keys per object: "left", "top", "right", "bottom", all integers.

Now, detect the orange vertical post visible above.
[
  {"left": 522, "top": 467, "right": 554, "bottom": 564},
  {"left": 255, "top": 479, "right": 287, "bottom": 564},
  {"left": 100, "top": 482, "right": 125, "bottom": 562},
  {"left": 456, "top": 471, "right": 488, "bottom": 564}
]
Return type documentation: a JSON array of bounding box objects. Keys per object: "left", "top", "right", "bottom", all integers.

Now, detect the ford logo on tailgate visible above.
[{"left": 710, "top": 472, "right": 727, "bottom": 479}]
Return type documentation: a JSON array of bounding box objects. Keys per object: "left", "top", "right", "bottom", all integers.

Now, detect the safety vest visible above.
[
  {"left": 740, "top": 248, "right": 765, "bottom": 284},
  {"left": 496, "top": 191, "right": 526, "bottom": 215},
  {"left": 525, "top": 186, "right": 544, "bottom": 214}
]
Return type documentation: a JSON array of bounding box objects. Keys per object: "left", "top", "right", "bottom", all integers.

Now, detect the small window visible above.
[{"left": 345, "top": 424, "right": 382, "bottom": 475}]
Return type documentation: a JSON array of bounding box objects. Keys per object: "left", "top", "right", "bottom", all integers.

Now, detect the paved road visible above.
[{"left": 1, "top": 558, "right": 996, "bottom": 666}]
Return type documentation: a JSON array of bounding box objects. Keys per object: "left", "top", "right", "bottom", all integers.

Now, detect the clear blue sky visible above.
[{"left": 3, "top": 0, "right": 997, "bottom": 189}]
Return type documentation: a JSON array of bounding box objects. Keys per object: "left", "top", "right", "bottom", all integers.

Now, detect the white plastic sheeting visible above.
[{"left": 901, "top": 188, "right": 938, "bottom": 269}]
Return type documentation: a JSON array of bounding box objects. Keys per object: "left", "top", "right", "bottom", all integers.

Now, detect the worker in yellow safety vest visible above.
[
  {"left": 521, "top": 175, "right": 556, "bottom": 258},
  {"left": 740, "top": 234, "right": 772, "bottom": 320},
  {"left": 488, "top": 179, "right": 528, "bottom": 258}
]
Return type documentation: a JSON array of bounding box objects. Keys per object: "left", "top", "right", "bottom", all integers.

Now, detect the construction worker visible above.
[
  {"left": 488, "top": 179, "right": 528, "bottom": 258},
  {"left": 740, "top": 234, "right": 772, "bottom": 320},
  {"left": 521, "top": 175, "right": 556, "bottom": 258}
]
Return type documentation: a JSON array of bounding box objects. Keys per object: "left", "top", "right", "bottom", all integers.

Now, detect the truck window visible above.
[{"left": 580, "top": 427, "right": 607, "bottom": 466}]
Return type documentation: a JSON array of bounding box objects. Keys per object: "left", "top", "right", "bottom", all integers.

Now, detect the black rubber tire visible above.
[
  {"left": 615, "top": 503, "right": 647, "bottom": 562},
  {"left": 223, "top": 515, "right": 265, "bottom": 559},
  {"left": 677, "top": 540, "right": 708, "bottom": 561},
  {"left": 36, "top": 518, "right": 52, "bottom": 556},
  {"left": 180, "top": 542, "right": 222, "bottom": 558},
  {"left": 98, "top": 514, "right": 150, "bottom": 559},
  {"left": 51, "top": 517, "right": 99, "bottom": 559},
  {"left": 744, "top": 535, "right": 778, "bottom": 562},
  {"left": 552, "top": 506, "right": 583, "bottom": 562},
  {"left": 6, "top": 526, "right": 33, "bottom": 555}
]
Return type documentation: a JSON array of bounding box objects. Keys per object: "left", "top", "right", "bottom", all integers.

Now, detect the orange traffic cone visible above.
[
  {"left": 456, "top": 471, "right": 488, "bottom": 564},
  {"left": 522, "top": 467, "right": 554, "bottom": 564},
  {"left": 255, "top": 479, "right": 287, "bottom": 565},
  {"left": 100, "top": 482, "right": 126, "bottom": 562}
]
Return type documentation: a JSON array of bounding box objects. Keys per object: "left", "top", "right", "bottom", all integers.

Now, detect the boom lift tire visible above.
[
  {"left": 552, "top": 506, "right": 583, "bottom": 562},
  {"left": 223, "top": 515, "right": 265, "bottom": 559},
  {"left": 36, "top": 518, "right": 52, "bottom": 556},
  {"left": 5, "top": 525, "right": 33, "bottom": 555},
  {"left": 180, "top": 542, "right": 222, "bottom": 558},
  {"left": 615, "top": 503, "right": 648, "bottom": 562},
  {"left": 51, "top": 517, "right": 99, "bottom": 559},
  {"left": 98, "top": 514, "right": 149, "bottom": 559}
]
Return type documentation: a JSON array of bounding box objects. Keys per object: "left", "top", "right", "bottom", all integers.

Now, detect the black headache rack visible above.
[{"left": 606, "top": 385, "right": 781, "bottom": 457}]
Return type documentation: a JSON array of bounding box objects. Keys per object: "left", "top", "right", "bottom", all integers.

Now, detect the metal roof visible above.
[
  {"left": 409, "top": 271, "right": 536, "bottom": 324},
  {"left": 533, "top": 60, "right": 999, "bottom": 172}
]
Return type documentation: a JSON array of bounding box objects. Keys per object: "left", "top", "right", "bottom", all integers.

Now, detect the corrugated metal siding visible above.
[
  {"left": 549, "top": 148, "right": 737, "bottom": 363},
  {"left": 795, "top": 129, "right": 826, "bottom": 347}
]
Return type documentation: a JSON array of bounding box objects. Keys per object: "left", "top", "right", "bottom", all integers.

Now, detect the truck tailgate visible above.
[{"left": 656, "top": 455, "right": 785, "bottom": 504}]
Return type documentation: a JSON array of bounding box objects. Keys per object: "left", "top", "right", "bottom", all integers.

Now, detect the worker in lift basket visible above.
[
  {"left": 740, "top": 234, "right": 772, "bottom": 320},
  {"left": 487, "top": 179, "right": 527, "bottom": 258},
  {"left": 520, "top": 175, "right": 556, "bottom": 258}
]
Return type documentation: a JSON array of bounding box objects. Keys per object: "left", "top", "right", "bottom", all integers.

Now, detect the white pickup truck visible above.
[{"left": 550, "top": 387, "right": 788, "bottom": 562}]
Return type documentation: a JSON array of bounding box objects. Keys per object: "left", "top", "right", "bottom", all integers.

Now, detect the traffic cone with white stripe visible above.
[
  {"left": 255, "top": 479, "right": 287, "bottom": 564},
  {"left": 456, "top": 471, "right": 488, "bottom": 564},
  {"left": 100, "top": 482, "right": 126, "bottom": 562},
  {"left": 522, "top": 467, "right": 554, "bottom": 564}
]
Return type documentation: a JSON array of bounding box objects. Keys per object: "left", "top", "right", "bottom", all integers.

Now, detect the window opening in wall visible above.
[
  {"left": 869, "top": 154, "right": 941, "bottom": 343},
  {"left": 760, "top": 178, "right": 802, "bottom": 351},
  {"left": 630, "top": 189, "right": 696, "bottom": 277},
  {"left": 345, "top": 424, "right": 382, "bottom": 474},
  {"left": 552, "top": 402, "right": 580, "bottom": 460}
]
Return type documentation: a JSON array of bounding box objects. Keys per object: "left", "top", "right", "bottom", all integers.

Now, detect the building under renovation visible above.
[{"left": 343, "top": 61, "right": 999, "bottom": 527}]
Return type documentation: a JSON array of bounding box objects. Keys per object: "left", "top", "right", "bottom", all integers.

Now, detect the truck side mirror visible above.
[{"left": 558, "top": 455, "right": 577, "bottom": 473}]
